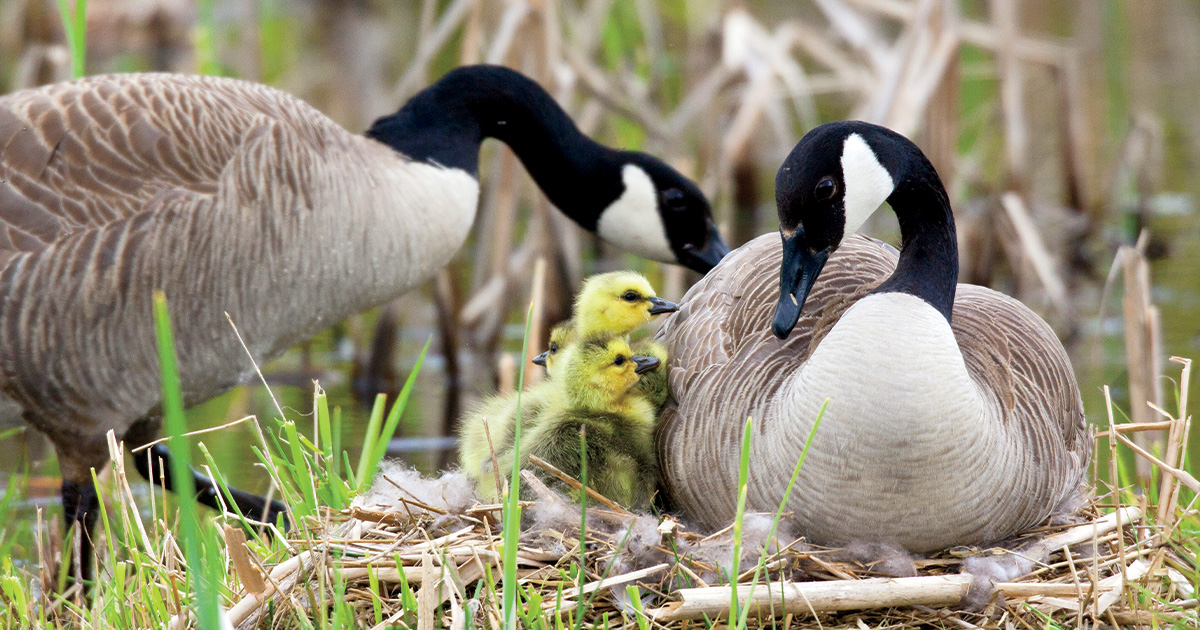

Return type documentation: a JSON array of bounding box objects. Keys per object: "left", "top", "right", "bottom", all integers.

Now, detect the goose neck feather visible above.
[
  {"left": 873, "top": 161, "right": 958, "bottom": 322},
  {"left": 366, "top": 65, "right": 622, "bottom": 232}
]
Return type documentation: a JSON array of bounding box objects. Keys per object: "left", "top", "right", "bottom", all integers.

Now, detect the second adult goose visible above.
[
  {"left": 0, "top": 64, "right": 727, "bottom": 576},
  {"left": 656, "top": 121, "right": 1089, "bottom": 552}
]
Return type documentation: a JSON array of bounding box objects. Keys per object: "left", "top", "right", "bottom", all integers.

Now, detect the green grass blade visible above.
[
  {"left": 54, "top": 0, "right": 87, "bottom": 78},
  {"left": 735, "top": 399, "right": 828, "bottom": 630},
  {"left": 152, "top": 291, "right": 220, "bottom": 629},
  {"left": 355, "top": 394, "right": 386, "bottom": 489},
  {"left": 574, "top": 426, "right": 589, "bottom": 630},
  {"left": 502, "top": 301, "right": 535, "bottom": 630},
  {"left": 363, "top": 336, "right": 432, "bottom": 485},
  {"left": 729, "top": 417, "right": 753, "bottom": 623}
]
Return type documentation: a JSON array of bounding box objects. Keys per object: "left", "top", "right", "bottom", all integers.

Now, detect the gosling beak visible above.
[
  {"left": 772, "top": 227, "right": 831, "bottom": 340},
  {"left": 532, "top": 351, "right": 549, "bottom": 367},
  {"left": 648, "top": 296, "right": 679, "bottom": 315},
  {"left": 679, "top": 222, "right": 731, "bottom": 273},
  {"left": 631, "top": 355, "right": 661, "bottom": 375}
]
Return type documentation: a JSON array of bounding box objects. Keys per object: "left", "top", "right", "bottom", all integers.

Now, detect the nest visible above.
[{"left": 220, "top": 456, "right": 1199, "bottom": 630}]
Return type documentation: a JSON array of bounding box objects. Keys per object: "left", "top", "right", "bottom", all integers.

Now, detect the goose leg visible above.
[
  {"left": 132, "top": 443, "right": 288, "bottom": 528},
  {"left": 60, "top": 478, "right": 98, "bottom": 584},
  {"left": 45, "top": 428, "right": 110, "bottom": 587}
]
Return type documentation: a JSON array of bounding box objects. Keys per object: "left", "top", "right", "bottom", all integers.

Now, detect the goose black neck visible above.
[
  {"left": 366, "top": 65, "right": 623, "bottom": 230},
  {"left": 873, "top": 164, "right": 958, "bottom": 322}
]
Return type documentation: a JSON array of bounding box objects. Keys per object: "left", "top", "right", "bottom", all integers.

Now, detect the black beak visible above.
[
  {"left": 772, "top": 228, "right": 831, "bottom": 340},
  {"left": 679, "top": 222, "right": 731, "bottom": 273},
  {"left": 532, "top": 351, "right": 549, "bottom": 367},
  {"left": 631, "top": 355, "right": 661, "bottom": 375},
  {"left": 648, "top": 296, "right": 679, "bottom": 315}
]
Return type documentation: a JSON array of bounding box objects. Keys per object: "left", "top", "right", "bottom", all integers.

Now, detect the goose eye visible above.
[
  {"left": 814, "top": 177, "right": 837, "bottom": 201},
  {"left": 549, "top": 342, "right": 559, "bottom": 352},
  {"left": 622, "top": 291, "right": 640, "bottom": 302},
  {"left": 613, "top": 355, "right": 626, "bottom": 366},
  {"left": 663, "top": 188, "right": 686, "bottom": 210}
]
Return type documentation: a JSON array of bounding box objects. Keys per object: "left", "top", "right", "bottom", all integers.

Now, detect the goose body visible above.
[
  {"left": 657, "top": 122, "right": 1089, "bottom": 551},
  {"left": 1, "top": 74, "right": 477, "bottom": 476},
  {"left": 0, "top": 65, "right": 728, "bottom": 575}
]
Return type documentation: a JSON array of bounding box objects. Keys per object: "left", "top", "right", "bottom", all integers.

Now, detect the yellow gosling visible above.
[
  {"left": 462, "top": 271, "right": 676, "bottom": 501},
  {"left": 518, "top": 337, "right": 660, "bottom": 510},
  {"left": 532, "top": 270, "right": 677, "bottom": 378}
]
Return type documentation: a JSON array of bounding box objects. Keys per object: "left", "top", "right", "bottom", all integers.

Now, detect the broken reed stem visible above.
[
  {"left": 1120, "top": 242, "right": 1165, "bottom": 481},
  {"left": 651, "top": 508, "right": 1144, "bottom": 621}
]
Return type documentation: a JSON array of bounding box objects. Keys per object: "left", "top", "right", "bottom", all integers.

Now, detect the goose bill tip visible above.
[{"left": 772, "top": 298, "right": 801, "bottom": 339}]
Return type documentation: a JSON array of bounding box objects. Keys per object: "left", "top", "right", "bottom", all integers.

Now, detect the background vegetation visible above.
[{"left": 0, "top": 0, "right": 1196, "bottom": 627}]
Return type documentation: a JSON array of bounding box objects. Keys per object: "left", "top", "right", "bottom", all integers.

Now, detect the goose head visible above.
[
  {"left": 532, "top": 323, "right": 570, "bottom": 372},
  {"left": 772, "top": 121, "right": 916, "bottom": 339},
  {"left": 368, "top": 65, "right": 729, "bottom": 274},
  {"left": 562, "top": 336, "right": 660, "bottom": 410},
  {"left": 595, "top": 153, "right": 730, "bottom": 273},
  {"left": 574, "top": 270, "right": 678, "bottom": 338}
]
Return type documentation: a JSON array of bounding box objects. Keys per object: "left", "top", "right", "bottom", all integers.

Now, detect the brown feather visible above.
[{"left": 0, "top": 73, "right": 480, "bottom": 480}]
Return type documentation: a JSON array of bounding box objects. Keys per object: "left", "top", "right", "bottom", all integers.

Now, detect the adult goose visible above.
[
  {"left": 0, "top": 65, "right": 728, "bottom": 575},
  {"left": 656, "top": 121, "right": 1089, "bottom": 552}
]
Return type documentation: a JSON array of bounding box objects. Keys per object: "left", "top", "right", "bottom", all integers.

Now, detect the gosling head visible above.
[
  {"left": 596, "top": 154, "right": 730, "bottom": 273},
  {"left": 561, "top": 337, "right": 660, "bottom": 410},
  {"left": 573, "top": 271, "right": 678, "bottom": 340},
  {"left": 772, "top": 121, "right": 919, "bottom": 339},
  {"left": 532, "top": 324, "right": 571, "bottom": 374}
]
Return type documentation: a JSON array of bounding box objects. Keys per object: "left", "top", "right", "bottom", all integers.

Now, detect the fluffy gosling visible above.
[
  {"left": 519, "top": 336, "right": 661, "bottom": 509},
  {"left": 533, "top": 271, "right": 673, "bottom": 406},
  {"left": 460, "top": 271, "right": 675, "bottom": 501}
]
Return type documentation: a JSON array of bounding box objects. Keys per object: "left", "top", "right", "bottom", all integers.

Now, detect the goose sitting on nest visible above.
[{"left": 655, "top": 121, "right": 1090, "bottom": 552}]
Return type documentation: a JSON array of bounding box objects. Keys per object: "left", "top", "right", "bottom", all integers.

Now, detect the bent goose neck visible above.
[
  {"left": 367, "top": 66, "right": 620, "bottom": 231},
  {"left": 872, "top": 161, "right": 958, "bottom": 323}
]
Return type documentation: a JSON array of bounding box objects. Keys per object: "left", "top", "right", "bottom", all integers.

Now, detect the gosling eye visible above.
[
  {"left": 549, "top": 342, "right": 559, "bottom": 352},
  {"left": 814, "top": 177, "right": 837, "bottom": 201},
  {"left": 613, "top": 355, "right": 626, "bottom": 366},
  {"left": 622, "top": 291, "right": 640, "bottom": 302}
]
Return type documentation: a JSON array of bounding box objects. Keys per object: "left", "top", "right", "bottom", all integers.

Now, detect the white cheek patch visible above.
[
  {"left": 596, "top": 164, "right": 676, "bottom": 263},
  {"left": 840, "top": 133, "right": 895, "bottom": 243}
]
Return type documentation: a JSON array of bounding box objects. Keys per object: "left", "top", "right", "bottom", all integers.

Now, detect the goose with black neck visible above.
[
  {"left": 367, "top": 65, "right": 728, "bottom": 270},
  {"left": 655, "top": 120, "right": 1089, "bottom": 552},
  {"left": 0, "top": 63, "right": 727, "bottom": 581}
]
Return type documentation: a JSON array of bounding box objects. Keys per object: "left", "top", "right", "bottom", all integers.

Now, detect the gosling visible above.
[
  {"left": 534, "top": 271, "right": 673, "bottom": 406},
  {"left": 519, "top": 336, "right": 661, "bottom": 510},
  {"left": 461, "top": 272, "right": 675, "bottom": 499}
]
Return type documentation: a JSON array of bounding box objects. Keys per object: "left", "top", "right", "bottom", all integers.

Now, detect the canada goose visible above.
[
  {"left": 520, "top": 336, "right": 661, "bottom": 509},
  {"left": 0, "top": 65, "right": 728, "bottom": 577},
  {"left": 463, "top": 271, "right": 676, "bottom": 498},
  {"left": 656, "top": 121, "right": 1089, "bottom": 552}
]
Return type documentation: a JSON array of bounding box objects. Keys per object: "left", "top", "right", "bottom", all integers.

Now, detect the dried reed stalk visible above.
[{"left": 1120, "top": 240, "right": 1164, "bottom": 481}]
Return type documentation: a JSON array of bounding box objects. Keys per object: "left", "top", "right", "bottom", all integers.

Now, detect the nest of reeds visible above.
[{"left": 222, "top": 450, "right": 1198, "bottom": 630}]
